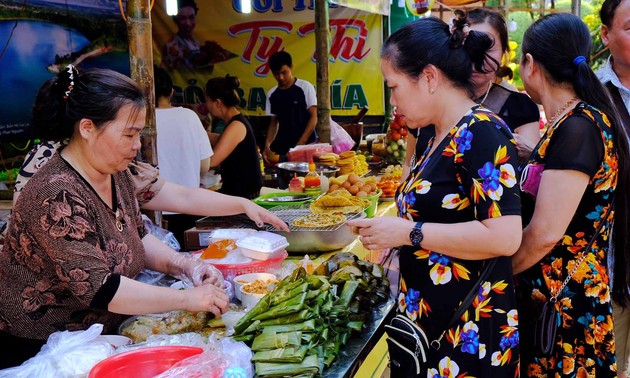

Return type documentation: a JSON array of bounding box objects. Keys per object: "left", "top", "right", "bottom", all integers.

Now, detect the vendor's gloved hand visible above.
[
  {"left": 185, "top": 259, "right": 224, "bottom": 288},
  {"left": 169, "top": 253, "right": 224, "bottom": 288},
  {"left": 186, "top": 284, "right": 229, "bottom": 318}
]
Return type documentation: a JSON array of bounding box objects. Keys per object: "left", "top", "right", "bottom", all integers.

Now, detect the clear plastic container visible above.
[{"left": 236, "top": 231, "right": 289, "bottom": 260}]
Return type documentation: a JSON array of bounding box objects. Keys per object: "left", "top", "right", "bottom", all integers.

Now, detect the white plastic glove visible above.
[{"left": 169, "top": 253, "right": 224, "bottom": 288}]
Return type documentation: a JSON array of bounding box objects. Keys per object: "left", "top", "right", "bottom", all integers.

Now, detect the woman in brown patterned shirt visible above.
[{"left": 0, "top": 66, "right": 274, "bottom": 368}]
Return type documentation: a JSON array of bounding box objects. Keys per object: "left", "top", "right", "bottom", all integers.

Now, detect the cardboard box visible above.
[{"left": 184, "top": 227, "right": 215, "bottom": 251}]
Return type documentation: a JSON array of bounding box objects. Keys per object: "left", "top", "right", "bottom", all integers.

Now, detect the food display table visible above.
[
  {"left": 283, "top": 201, "right": 397, "bottom": 378},
  {"left": 182, "top": 200, "right": 398, "bottom": 377}
]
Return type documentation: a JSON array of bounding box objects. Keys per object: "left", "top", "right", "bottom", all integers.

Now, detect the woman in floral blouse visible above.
[
  {"left": 513, "top": 13, "right": 630, "bottom": 376},
  {"left": 348, "top": 15, "right": 522, "bottom": 377}
]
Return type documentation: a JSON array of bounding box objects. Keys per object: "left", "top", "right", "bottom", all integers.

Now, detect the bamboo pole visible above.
[
  {"left": 314, "top": 0, "right": 331, "bottom": 143},
  {"left": 126, "top": 0, "right": 161, "bottom": 226}
]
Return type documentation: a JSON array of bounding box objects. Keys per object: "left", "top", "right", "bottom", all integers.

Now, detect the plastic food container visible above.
[
  {"left": 207, "top": 228, "right": 257, "bottom": 242},
  {"left": 236, "top": 231, "right": 289, "bottom": 261},
  {"left": 239, "top": 286, "right": 266, "bottom": 309},
  {"left": 233, "top": 272, "right": 277, "bottom": 301},
  {"left": 364, "top": 189, "right": 382, "bottom": 218}
]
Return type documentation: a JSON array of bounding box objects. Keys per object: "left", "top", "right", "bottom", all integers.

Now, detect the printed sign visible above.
[{"left": 152, "top": 1, "right": 384, "bottom": 116}]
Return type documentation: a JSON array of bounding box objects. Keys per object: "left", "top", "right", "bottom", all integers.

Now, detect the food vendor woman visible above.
[{"left": 0, "top": 66, "right": 229, "bottom": 368}]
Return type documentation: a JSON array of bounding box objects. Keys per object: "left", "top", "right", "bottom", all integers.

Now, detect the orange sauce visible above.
[{"left": 201, "top": 239, "right": 236, "bottom": 259}]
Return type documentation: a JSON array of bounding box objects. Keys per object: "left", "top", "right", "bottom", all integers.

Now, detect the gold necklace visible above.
[{"left": 546, "top": 96, "right": 579, "bottom": 128}]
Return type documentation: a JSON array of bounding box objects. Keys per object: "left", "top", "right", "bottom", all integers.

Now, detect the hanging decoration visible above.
[{"left": 405, "top": 0, "right": 436, "bottom": 17}]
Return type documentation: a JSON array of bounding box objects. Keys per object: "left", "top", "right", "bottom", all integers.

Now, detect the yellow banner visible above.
[
  {"left": 152, "top": 1, "right": 384, "bottom": 116},
  {"left": 332, "top": 0, "right": 390, "bottom": 16}
]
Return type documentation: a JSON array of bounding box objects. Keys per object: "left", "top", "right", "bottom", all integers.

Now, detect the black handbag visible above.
[
  {"left": 385, "top": 258, "right": 498, "bottom": 377},
  {"left": 534, "top": 198, "right": 614, "bottom": 356}
]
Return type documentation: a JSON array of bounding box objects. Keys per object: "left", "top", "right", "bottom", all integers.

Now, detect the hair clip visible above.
[
  {"left": 63, "top": 64, "right": 76, "bottom": 100},
  {"left": 449, "top": 19, "right": 471, "bottom": 44}
]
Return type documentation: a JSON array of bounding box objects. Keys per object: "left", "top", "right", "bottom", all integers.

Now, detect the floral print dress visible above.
[
  {"left": 517, "top": 103, "right": 618, "bottom": 377},
  {"left": 396, "top": 106, "right": 521, "bottom": 377}
]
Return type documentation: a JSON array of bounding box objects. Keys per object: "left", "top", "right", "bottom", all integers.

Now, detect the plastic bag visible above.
[
  {"left": 115, "top": 332, "right": 209, "bottom": 355},
  {"left": 331, "top": 119, "right": 355, "bottom": 154},
  {"left": 0, "top": 324, "right": 113, "bottom": 378},
  {"left": 152, "top": 334, "right": 254, "bottom": 378},
  {"left": 142, "top": 214, "right": 180, "bottom": 251}
]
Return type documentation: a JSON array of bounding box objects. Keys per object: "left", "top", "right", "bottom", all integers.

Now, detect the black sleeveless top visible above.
[
  {"left": 411, "top": 84, "right": 540, "bottom": 156},
  {"left": 218, "top": 114, "right": 263, "bottom": 199}
]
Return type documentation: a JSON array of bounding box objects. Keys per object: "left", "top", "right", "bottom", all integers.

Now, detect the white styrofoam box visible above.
[
  {"left": 236, "top": 231, "right": 289, "bottom": 260},
  {"left": 207, "top": 228, "right": 257, "bottom": 242}
]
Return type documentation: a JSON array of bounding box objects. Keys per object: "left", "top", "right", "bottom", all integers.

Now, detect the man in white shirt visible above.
[{"left": 155, "top": 66, "right": 213, "bottom": 245}]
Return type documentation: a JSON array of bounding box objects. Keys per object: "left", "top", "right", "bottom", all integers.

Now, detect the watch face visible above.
[{"left": 410, "top": 227, "right": 423, "bottom": 247}]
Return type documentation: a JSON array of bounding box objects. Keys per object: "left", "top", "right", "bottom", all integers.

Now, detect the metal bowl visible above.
[
  {"left": 271, "top": 212, "right": 365, "bottom": 253},
  {"left": 276, "top": 162, "right": 339, "bottom": 189}
]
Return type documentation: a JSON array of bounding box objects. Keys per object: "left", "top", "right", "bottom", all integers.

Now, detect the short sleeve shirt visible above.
[
  {"left": 396, "top": 106, "right": 521, "bottom": 376},
  {"left": 16, "top": 142, "right": 165, "bottom": 207},
  {"left": 265, "top": 78, "right": 317, "bottom": 154}
]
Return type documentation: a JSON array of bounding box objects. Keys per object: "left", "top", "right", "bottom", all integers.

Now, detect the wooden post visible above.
[
  {"left": 126, "top": 0, "right": 161, "bottom": 226},
  {"left": 314, "top": 0, "right": 331, "bottom": 143}
]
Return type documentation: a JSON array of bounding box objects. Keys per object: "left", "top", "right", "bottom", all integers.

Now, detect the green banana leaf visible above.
[
  {"left": 262, "top": 319, "right": 316, "bottom": 333},
  {"left": 253, "top": 293, "right": 307, "bottom": 321},
  {"left": 258, "top": 309, "right": 311, "bottom": 326},
  {"left": 255, "top": 354, "right": 320, "bottom": 377},
  {"left": 251, "top": 331, "right": 302, "bottom": 351},
  {"left": 252, "top": 345, "right": 309, "bottom": 363},
  {"left": 234, "top": 295, "right": 271, "bottom": 335}
]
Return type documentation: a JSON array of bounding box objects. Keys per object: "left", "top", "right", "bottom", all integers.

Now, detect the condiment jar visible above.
[
  {"left": 303, "top": 158, "right": 321, "bottom": 196},
  {"left": 288, "top": 173, "right": 303, "bottom": 193}
]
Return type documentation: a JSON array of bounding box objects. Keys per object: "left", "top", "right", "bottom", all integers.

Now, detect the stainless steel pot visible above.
[
  {"left": 275, "top": 162, "right": 339, "bottom": 189},
  {"left": 270, "top": 212, "right": 365, "bottom": 253}
]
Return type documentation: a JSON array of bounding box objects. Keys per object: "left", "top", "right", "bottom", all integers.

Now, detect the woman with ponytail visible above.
[
  {"left": 348, "top": 14, "right": 521, "bottom": 377},
  {"left": 513, "top": 13, "right": 630, "bottom": 376},
  {"left": 205, "top": 75, "right": 263, "bottom": 199}
]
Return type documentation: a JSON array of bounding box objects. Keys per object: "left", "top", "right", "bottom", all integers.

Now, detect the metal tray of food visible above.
[{"left": 263, "top": 205, "right": 364, "bottom": 253}]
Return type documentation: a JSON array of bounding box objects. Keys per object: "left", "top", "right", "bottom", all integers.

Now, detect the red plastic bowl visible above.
[{"left": 89, "top": 346, "right": 203, "bottom": 378}]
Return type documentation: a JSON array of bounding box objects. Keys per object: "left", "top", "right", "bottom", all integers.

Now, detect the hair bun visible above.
[
  {"left": 226, "top": 75, "right": 240, "bottom": 90},
  {"left": 449, "top": 10, "right": 471, "bottom": 48}
]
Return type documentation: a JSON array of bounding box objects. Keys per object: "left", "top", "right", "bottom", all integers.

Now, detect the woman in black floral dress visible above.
[
  {"left": 513, "top": 13, "right": 630, "bottom": 376},
  {"left": 348, "top": 15, "right": 522, "bottom": 377}
]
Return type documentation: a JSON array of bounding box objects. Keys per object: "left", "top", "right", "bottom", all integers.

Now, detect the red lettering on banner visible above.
[
  {"left": 298, "top": 19, "right": 371, "bottom": 63},
  {"left": 228, "top": 21, "right": 293, "bottom": 76}
]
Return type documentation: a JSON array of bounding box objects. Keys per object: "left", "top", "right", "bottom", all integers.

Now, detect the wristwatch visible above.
[{"left": 409, "top": 222, "right": 424, "bottom": 247}]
